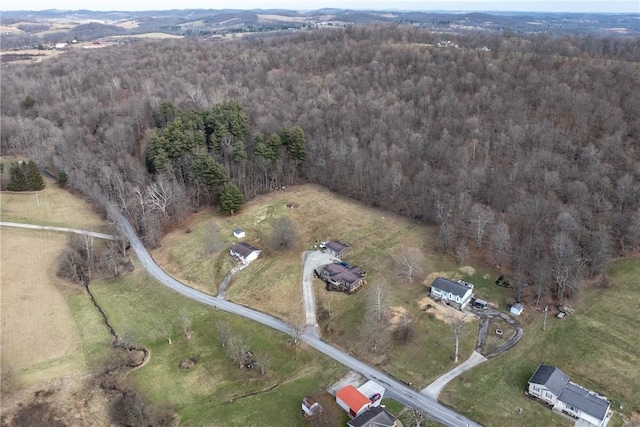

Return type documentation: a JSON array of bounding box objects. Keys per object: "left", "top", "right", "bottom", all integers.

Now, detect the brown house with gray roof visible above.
[{"left": 315, "top": 262, "right": 366, "bottom": 294}]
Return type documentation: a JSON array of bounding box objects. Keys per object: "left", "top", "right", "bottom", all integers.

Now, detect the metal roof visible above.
[
  {"left": 430, "top": 276, "right": 473, "bottom": 298},
  {"left": 560, "top": 382, "right": 610, "bottom": 421},
  {"left": 230, "top": 242, "right": 260, "bottom": 257},
  {"left": 326, "top": 240, "right": 350, "bottom": 253},
  {"left": 336, "top": 385, "right": 371, "bottom": 411},
  {"left": 529, "top": 365, "right": 570, "bottom": 396}
]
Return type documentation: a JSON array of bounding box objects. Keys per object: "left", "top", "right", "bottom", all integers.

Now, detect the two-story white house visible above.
[
  {"left": 429, "top": 276, "right": 474, "bottom": 310},
  {"left": 528, "top": 365, "right": 612, "bottom": 427}
]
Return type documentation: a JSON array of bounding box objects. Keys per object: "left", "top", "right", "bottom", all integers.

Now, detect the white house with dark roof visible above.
[
  {"left": 229, "top": 242, "right": 261, "bottom": 265},
  {"left": 528, "top": 364, "right": 612, "bottom": 427},
  {"left": 429, "top": 276, "right": 474, "bottom": 309}
]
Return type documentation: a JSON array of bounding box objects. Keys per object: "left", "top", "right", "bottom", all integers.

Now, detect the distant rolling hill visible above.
[{"left": 1, "top": 8, "right": 638, "bottom": 49}]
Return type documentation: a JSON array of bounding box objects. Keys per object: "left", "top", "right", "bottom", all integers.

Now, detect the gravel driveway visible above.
[{"left": 301, "top": 250, "right": 340, "bottom": 332}]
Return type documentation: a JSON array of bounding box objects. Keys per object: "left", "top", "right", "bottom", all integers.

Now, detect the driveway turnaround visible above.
[
  {"left": 111, "top": 209, "right": 482, "bottom": 427},
  {"left": 420, "top": 305, "right": 524, "bottom": 400}
]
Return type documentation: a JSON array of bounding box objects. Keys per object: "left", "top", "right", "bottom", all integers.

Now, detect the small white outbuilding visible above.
[
  {"left": 510, "top": 303, "right": 524, "bottom": 316},
  {"left": 233, "top": 229, "right": 246, "bottom": 239}
]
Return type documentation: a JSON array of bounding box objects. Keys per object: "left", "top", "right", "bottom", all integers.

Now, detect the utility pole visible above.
[{"left": 543, "top": 305, "right": 548, "bottom": 331}]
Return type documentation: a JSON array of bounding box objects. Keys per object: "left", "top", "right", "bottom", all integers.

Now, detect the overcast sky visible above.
[{"left": 2, "top": 0, "right": 638, "bottom": 13}]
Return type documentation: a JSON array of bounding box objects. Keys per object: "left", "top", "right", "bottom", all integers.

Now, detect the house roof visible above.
[
  {"left": 336, "top": 385, "right": 370, "bottom": 411},
  {"left": 559, "top": 382, "right": 610, "bottom": 421},
  {"left": 230, "top": 242, "right": 260, "bottom": 257},
  {"left": 529, "top": 365, "right": 570, "bottom": 396},
  {"left": 326, "top": 240, "right": 350, "bottom": 254},
  {"left": 348, "top": 406, "right": 397, "bottom": 427},
  {"left": 430, "top": 277, "right": 473, "bottom": 298},
  {"left": 321, "top": 263, "right": 363, "bottom": 285}
]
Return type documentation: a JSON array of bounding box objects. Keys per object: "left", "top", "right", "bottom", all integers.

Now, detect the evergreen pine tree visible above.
[
  {"left": 8, "top": 160, "right": 45, "bottom": 191},
  {"left": 218, "top": 183, "right": 243, "bottom": 215},
  {"left": 8, "top": 162, "right": 27, "bottom": 191},
  {"left": 27, "top": 160, "right": 45, "bottom": 191},
  {"left": 57, "top": 171, "right": 68, "bottom": 188}
]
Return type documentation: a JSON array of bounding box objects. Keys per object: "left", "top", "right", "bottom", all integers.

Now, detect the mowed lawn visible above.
[
  {"left": 91, "top": 272, "right": 349, "bottom": 426},
  {"left": 440, "top": 257, "right": 640, "bottom": 427}
]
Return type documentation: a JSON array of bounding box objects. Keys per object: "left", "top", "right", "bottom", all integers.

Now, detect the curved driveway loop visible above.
[
  {"left": 422, "top": 306, "right": 524, "bottom": 399},
  {"left": 474, "top": 307, "right": 524, "bottom": 358}
]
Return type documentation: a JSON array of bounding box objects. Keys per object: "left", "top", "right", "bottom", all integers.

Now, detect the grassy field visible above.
[
  {"left": 1, "top": 228, "right": 85, "bottom": 387},
  {"left": 152, "top": 184, "right": 484, "bottom": 387},
  {"left": 441, "top": 257, "right": 640, "bottom": 427},
  {"left": 91, "top": 271, "right": 349, "bottom": 426},
  {"left": 0, "top": 160, "right": 106, "bottom": 231},
  {"left": 0, "top": 185, "right": 110, "bottom": 391},
  {"left": 4, "top": 176, "right": 638, "bottom": 426}
]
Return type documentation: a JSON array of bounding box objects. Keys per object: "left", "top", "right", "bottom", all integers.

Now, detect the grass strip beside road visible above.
[{"left": 90, "top": 271, "right": 349, "bottom": 426}]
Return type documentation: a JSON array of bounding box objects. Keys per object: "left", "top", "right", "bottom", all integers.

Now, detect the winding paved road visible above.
[{"left": 110, "top": 210, "right": 482, "bottom": 427}]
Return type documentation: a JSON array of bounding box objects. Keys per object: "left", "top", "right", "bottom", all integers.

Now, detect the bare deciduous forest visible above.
[{"left": 2, "top": 25, "right": 639, "bottom": 304}]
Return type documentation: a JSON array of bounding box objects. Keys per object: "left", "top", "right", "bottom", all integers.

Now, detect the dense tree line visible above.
[
  {"left": 5, "top": 159, "right": 45, "bottom": 191},
  {"left": 146, "top": 100, "right": 306, "bottom": 213},
  {"left": 1, "top": 25, "right": 639, "bottom": 304}
]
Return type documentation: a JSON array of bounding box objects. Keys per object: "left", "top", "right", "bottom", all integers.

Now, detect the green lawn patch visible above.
[
  {"left": 441, "top": 256, "right": 640, "bottom": 427},
  {"left": 90, "top": 272, "right": 348, "bottom": 426}
]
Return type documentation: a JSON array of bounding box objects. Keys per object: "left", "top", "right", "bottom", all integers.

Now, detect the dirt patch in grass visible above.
[
  {"left": 0, "top": 228, "right": 86, "bottom": 386},
  {"left": 459, "top": 266, "right": 476, "bottom": 275},
  {"left": 418, "top": 297, "right": 475, "bottom": 324},
  {"left": 1, "top": 374, "right": 111, "bottom": 427},
  {"left": 388, "top": 306, "right": 409, "bottom": 325}
]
